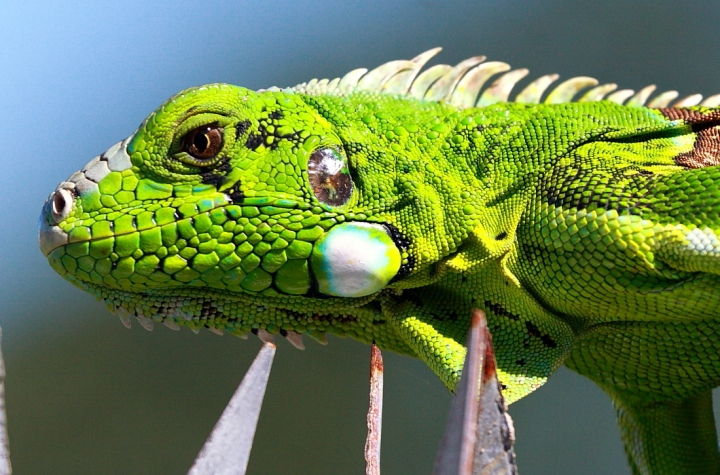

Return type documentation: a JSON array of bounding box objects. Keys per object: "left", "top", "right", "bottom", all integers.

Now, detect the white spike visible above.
[
  {"left": 578, "top": 83, "right": 618, "bottom": 102},
  {"left": 117, "top": 308, "right": 132, "bottom": 329},
  {"left": 163, "top": 320, "right": 180, "bottom": 331},
  {"left": 256, "top": 329, "right": 275, "bottom": 343},
  {"left": 136, "top": 315, "right": 154, "bottom": 331},
  {"left": 626, "top": 85, "right": 657, "bottom": 106},
  {"left": 545, "top": 76, "right": 599, "bottom": 103},
  {"left": 424, "top": 56, "right": 487, "bottom": 102},
  {"left": 383, "top": 48, "right": 442, "bottom": 94},
  {"left": 358, "top": 60, "right": 416, "bottom": 90},
  {"left": 647, "top": 90, "right": 679, "bottom": 108},
  {"left": 476, "top": 68, "right": 529, "bottom": 107},
  {"left": 327, "top": 77, "right": 340, "bottom": 90},
  {"left": 208, "top": 327, "right": 224, "bottom": 336},
  {"left": 284, "top": 331, "right": 305, "bottom": 350},
  {"left": 338, "top": 68, "right": 368, "bottom": 90},
  {"left": 191, "top": 328, "right": 200, "bottom": 335},
  {"left": 448, "top": 61, "right": 511, "bottom": 108},
  {"left": 515, "top": 74, "right": 559, "bottom": 103},
  {"left": 605, "top": 89, "right": 635, "bottom": 104},
  {"left": 701, "top": 94, "right": 720, "bottom": 107},
  {"left": 409, "top": 64, "right": 452, "bottom": 100},
  {"left": 284, "top": 49, "right": 715, "bottom": 112},
  {"left": 233, "top": 332, "right": 249, "bottom": 339},
  {"left": 673, "top": 94, "right": 703, "bottom": 107}
]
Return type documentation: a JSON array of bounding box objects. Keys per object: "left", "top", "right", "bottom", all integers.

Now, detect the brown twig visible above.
[{"left": 365, "top": 343, "right": 384, "bottom": 475}]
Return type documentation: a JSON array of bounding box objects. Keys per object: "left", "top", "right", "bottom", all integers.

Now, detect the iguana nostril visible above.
[{"left": 51, "top": 188, "right": 74, "bottom": 224}]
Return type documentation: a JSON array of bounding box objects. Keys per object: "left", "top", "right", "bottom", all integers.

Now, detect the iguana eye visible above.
[
  {"left": 308, "top": 148, "right": 353, "bottom": 206},
  {"left": 182, "top": 124, "right": 224, "bottom": 165}
]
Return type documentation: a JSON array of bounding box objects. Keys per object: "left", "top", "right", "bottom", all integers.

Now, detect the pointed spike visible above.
[
  {"left": 117, "top": 308, "right": 132, "bottom": 329},
  {"left": 626, "top": 85, "right": 657, "bottom": 107},
  {"left": 448, "top": 61, "right": 511, "bottom": 108},
  {"left": 105, "top": 301, "right": 117, "bottom": 314},
  {"left": 284, "top": 331, "right": 305, "bottom": 350},
  {"left": 191, "top": 328, "right": 200, "bottom": 335},
  {"left": 673, "top": 93, "right": 703, "bottom": 107},
  {"left": 545, "top": 76, "right": 599, "bottom": 103},
  {"left": 230, "top": 329, "right": 249, "bottom": 339},
  {"left": 409, "top": 64, "right": 452, "bottom": 100},
  {"left": 383, "top": 47, "right": 442, "bottom": 94},
  {"left": 256, "top": 329, "right": 275, "bottom": 344},
  {"left": 424, "top": 56, "right": 486, "bottom": 102},
  {"left": 514, "top": 74, "right": 559, "bottom": 103},
  {"left": 136, "top": 315, "right": 154, "bottom": 331},
  {"left": 647, "top": 90, "right": 679, "bottom": 108},
  {"left": 208, "top": 327, "right": 224, "bottom": 336},
  {"left": 326, "top": 77, "right": 340, "bottom": 90},
  {"left": 578, "top": 83, "right": 618, "bottom": 102},
  {"left": 337, "top": 68, "right": 368, "bottom": 90},
  {"left": 357, "top": 60, "right": 416, "bottom": 91},
  {"left": 476, "top": 67, "right": 529, "bottom": 107},
  {"left": 307, "top": 330, "right": 328, "bottom": 345},
  {"left": 605, "top": 89, "right": 636, "bottom": 104},
  {"left": 701, "top": 94, "right": 720, "bottom": 107},
  {"left": 163, "top": 320, "right": 180, "bottom": 331}
]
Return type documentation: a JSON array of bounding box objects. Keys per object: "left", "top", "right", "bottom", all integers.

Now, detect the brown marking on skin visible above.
[{"left": 658, "top": 108, "right": 720, "bottom": 168}]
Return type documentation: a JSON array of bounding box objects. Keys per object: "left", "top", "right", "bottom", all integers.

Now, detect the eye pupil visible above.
[
  {"left": 182, "top": 124, "right": 223, "bottom": 164},
  {"left": 193, "top": 132, "right": 209, "bottom": 152}
]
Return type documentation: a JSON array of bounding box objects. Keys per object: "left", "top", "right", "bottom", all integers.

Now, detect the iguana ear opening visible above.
[{"left": 307, "top": 147, "right": 354, "bottom": 206}]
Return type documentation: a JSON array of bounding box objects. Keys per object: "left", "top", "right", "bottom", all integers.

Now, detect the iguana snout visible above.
[{"left": 39, "top": 138, "right": 133, "bottom": 256}]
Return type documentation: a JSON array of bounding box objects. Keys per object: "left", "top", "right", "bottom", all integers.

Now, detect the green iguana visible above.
[{"left": 39, "top": 48, "right": 720, "bottom": 474}]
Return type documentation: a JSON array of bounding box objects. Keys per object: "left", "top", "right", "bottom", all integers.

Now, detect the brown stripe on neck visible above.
[{"left": 658, "top": 108, "right": 720, "bottom": 168}]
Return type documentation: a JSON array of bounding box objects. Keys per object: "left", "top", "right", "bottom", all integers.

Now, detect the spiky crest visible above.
[{"left": 269, "top": 48, "right": 720, "bottom": 108}]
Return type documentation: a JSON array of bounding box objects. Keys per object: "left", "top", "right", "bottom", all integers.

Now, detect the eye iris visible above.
[
  {"left": 308, "top": 148, "right": 353, "bottom": 206},
  {"left": 183, "top": 125, "right": 223, "bottom": 162}
]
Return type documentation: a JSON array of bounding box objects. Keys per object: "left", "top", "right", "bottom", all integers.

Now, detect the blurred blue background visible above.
[{"left": 3, "top": 1, "right": 720, "bottom": 473}]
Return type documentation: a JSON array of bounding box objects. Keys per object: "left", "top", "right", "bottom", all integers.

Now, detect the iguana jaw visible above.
[{"left": 40, "top": 140, "right": 406, "bottom": 302}]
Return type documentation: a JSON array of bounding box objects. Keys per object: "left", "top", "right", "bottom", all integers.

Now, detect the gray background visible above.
[{"left": 3, "top": 1, "right": 720, "bottom": 473}]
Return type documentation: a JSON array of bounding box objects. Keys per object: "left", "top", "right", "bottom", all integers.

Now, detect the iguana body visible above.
[{"left": 39, "top": 49, "right": 720, "bottom": 474}]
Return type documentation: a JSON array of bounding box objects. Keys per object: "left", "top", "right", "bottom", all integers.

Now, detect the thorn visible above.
[
  {"left": 163, "top": 320, "right": 180, "bottom": 331},
  {"left": 191, "top": 328, "right": 200, "bottom": 335},
  {"left": 307, "top": 330, "right": 328, "bottom": 345},
  {"left": 188, "top": 342, "right": 276, "bottom": 475},
  {"left": 136, "top": 315, "right": 154, "bottom": 331},
  {"left": 105, "top": 302, "right": 117, "bottom": 314},
  {"left": 284, "top": 330, "right": 305, "bottom": 350},
  {"left": 117, "top": 308, "right": 132, "bottom": 329},
  {"left": 208, "top": 327, "right": 224, "bottom": 336},
  {"left": 253, "top": 329, "right": 274, "bottom": 343}
]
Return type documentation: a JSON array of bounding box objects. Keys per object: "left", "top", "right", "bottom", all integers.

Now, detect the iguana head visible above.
[{"left": 39, "top": 82, "right": 475, "bottom": 329}]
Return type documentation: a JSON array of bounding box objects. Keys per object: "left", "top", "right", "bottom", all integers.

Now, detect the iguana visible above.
[{"left": 38, "top": 48, "right": 720, "bottom": 474}]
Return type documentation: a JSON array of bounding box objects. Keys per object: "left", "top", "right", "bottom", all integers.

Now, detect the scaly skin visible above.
[{"left": 39, "top": 54, "right": 720, "bottom": 474}]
